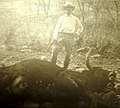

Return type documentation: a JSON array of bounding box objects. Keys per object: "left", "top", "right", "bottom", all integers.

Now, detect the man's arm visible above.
[
  {"left": 75, "top": 17, "right": 83, "bottom": 36},
  {"left": 53, "top": 17, "right": 62, "bottom": 40}
]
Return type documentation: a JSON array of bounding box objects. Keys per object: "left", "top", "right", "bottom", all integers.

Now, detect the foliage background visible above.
[{"left": 0, "top": 0, "right": 120, "bottom": 57}]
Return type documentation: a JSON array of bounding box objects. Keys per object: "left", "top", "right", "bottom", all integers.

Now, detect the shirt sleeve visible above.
[
  {"left": 53, "top": 17, "right": 62, "bottom": 40},
  {"left": 75, "top": 17, "right": 83, "bottom": 35}
]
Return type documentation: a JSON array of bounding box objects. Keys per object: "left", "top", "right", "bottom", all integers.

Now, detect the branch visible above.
[
  {"left": 76, "top": 0, "right": 85, "bottom": 25},
  {"left": 41, "top": 0, "right": 51, "bottom": 17},
  {"left": 106, "top": 7, "right": 116, "bottom": 28},
  {"left": 113, "top": 0, "right": 119, "bottom": 26},
  {"left": 93, "top": 0, "right": 101, "bottom": 7},
  {"left": 46, "top": 0, "right": 51, "bottom": 17},
  {"left": 42, "top": 0, "right": 47, "bottom": 16},
  {"left": 76, "top": 0, "right": 82, "bottom": 12}
]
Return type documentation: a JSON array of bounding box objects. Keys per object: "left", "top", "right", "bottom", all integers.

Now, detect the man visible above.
[{"left": 51, "top": 2, "right": 83, "bottom": 70}]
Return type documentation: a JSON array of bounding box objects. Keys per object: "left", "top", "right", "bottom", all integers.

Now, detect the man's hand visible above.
[
  {"left": 46, "top": 39, "right": 57, "bottom": 52},
  {"left": 53, "top": 39, "right": 57, "bottom": 44}
]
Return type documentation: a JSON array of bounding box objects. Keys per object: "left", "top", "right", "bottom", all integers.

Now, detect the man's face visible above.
[{"left": 66, "top": 7, "right": 73, "bottom": 15}]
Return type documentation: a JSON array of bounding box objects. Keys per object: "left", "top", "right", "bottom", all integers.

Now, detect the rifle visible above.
[{"left": 46, "top": 39, "right": 57, "bottom": 51}]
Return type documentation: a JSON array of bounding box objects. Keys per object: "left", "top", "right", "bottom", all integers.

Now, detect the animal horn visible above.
[
  {"left": 12, "top": 76, "right": 23, "bottom": 87},
  {"left": 85, "top": 48, "right": 92, "bottom": 70}
]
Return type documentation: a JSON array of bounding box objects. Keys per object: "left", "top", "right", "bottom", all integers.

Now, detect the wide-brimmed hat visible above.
[{"left": 64, "top": 2, "right": 75, "bottom": 10}]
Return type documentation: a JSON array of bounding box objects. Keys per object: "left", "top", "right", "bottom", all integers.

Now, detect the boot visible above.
[
  {"left": 51, "top": 51, "right": 59, "bottom": 64},
  {"left": 63, "top": 54, "right": 70, "bottom": 70}
]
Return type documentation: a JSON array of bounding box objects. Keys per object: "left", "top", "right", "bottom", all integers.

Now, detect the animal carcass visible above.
[{"left": 0, "top": 49, "right": 110, "bottom": 107}]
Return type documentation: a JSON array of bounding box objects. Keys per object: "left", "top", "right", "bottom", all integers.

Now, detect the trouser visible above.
[{"left": 51, "top": 33, "right": 74, "bottom": 69}]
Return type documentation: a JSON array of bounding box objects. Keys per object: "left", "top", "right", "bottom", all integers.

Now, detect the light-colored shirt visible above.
[{"left": 53, "top": 14, "right": 83, "bottom": 39}]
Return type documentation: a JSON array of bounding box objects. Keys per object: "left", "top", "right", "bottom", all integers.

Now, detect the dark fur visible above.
[{"left": 0, "top": 49, "right": 110, "bottom": 107}]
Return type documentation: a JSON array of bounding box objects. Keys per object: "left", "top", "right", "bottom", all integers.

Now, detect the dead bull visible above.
[{"left": 0, "top": 49, "right": 110, "bottom": 107}]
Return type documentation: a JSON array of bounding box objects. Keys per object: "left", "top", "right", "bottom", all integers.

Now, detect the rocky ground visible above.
[{"left": 0, "top": 49, "right": 120, "bottom": 76}]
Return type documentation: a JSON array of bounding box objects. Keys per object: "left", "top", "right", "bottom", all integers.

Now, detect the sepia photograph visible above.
[{"left": 0, "top": 0, "right": 120, "bottom": 108}]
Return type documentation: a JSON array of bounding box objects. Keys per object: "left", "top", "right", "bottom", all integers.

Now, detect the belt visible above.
[{"left": 58, "top": 32, "right": 74, "bottom": 36}]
